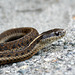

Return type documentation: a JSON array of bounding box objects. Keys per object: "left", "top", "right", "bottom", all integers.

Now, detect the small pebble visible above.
[
  {"left": 67, "top": 50, "right": 72, "bottom": 52},
  {"left": 5, "top": 71, "right": 10, "bottom": 74},
  {"left": 18, "top": 69, "right": 27, "bottom": 75},
  {"left": 18, "top": 65, "right": 28, "bottom": 70},
  {"left": 25, "top": 60, "right": 29, "bottom": 63},
  {"left": 44, "top": 58, "right": 50, "bottom": 62},
  {"left": 35, "top": 68, "right": 39, "bottom": 71},
  {"left": 29, "top": 64, "right": 33, "bottom": 66},
  {"left": 67, "top": 68, "right": 72, "bottom": 71},
  {"left": 64, "top": 42, "right": 68, "bottom": 45},
  {"left": 16, "top": 62, "right": 25, "bottom": 67},
  {"left": 57, "top": 41, "right": 63, "bottom": 46},
  {"left": 57, "top": 43, "right": 61, "bottom": 46},
  {"left": 12, "top": 63, "right": 16, "bottom": 66},
  {"left": 73, "top": 52, "right": 75, "bottom": 54},
  {"left": 57, "top": 57, "right": 63, "bottom": 61},
  {"left": 69, "top": 42, "right": 75, "bottom": 46},
  {"left": 52, "top": 43, "right": 57, "bottom": 46},
  {"left": 58, "top": 40, "right": 63, "bottom": 42},
  {"left": 63, "top": 46, "right": 67, "bottom": 49}
]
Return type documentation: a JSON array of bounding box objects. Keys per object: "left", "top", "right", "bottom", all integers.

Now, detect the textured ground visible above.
[{"left": 0, "top": 0, "right": 75, "bottom": 75}]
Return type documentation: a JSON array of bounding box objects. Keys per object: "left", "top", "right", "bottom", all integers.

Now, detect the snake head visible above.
[
  {"left": 40, "top": 28, "right": 66, "bottom": 44},
  {"left": 42, "top": 28, "right": 66, "bottom": 39}
]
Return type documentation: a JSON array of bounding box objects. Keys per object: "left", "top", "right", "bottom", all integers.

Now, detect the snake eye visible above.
[{"left": 55, "top": 32, "right": 59, "bottom": 36}]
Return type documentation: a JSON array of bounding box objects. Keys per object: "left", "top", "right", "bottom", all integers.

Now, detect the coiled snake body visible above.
[{"left": 0, "top": 27, "right": 65, "bottom": 65}]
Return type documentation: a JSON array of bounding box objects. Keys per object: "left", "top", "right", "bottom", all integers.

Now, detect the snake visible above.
[{"left": 0, "top": 27, "right": 66, "bottom": 65}]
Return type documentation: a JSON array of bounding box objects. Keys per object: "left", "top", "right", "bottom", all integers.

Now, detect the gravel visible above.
[{"left": 0, "top": 0, "right": 75, "bottom": 75}]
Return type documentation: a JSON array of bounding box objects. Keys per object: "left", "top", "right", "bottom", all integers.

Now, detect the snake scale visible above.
[{"left": 0, "top": 27, "right": 65, "bottom": 65}]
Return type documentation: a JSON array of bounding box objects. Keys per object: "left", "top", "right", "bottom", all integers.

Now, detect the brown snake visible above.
[{"left": 0, "top": 27, "right": 66, "bottom": 65}]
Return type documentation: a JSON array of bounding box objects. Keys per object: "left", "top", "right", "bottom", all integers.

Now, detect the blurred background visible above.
[{"left": 0, "top": 0, "right": 75, "bottom": 33}]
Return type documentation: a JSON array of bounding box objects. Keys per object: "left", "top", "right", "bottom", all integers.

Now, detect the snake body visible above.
[{"left": 0, "top": 27, "right": 65, "bottom": 65}]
